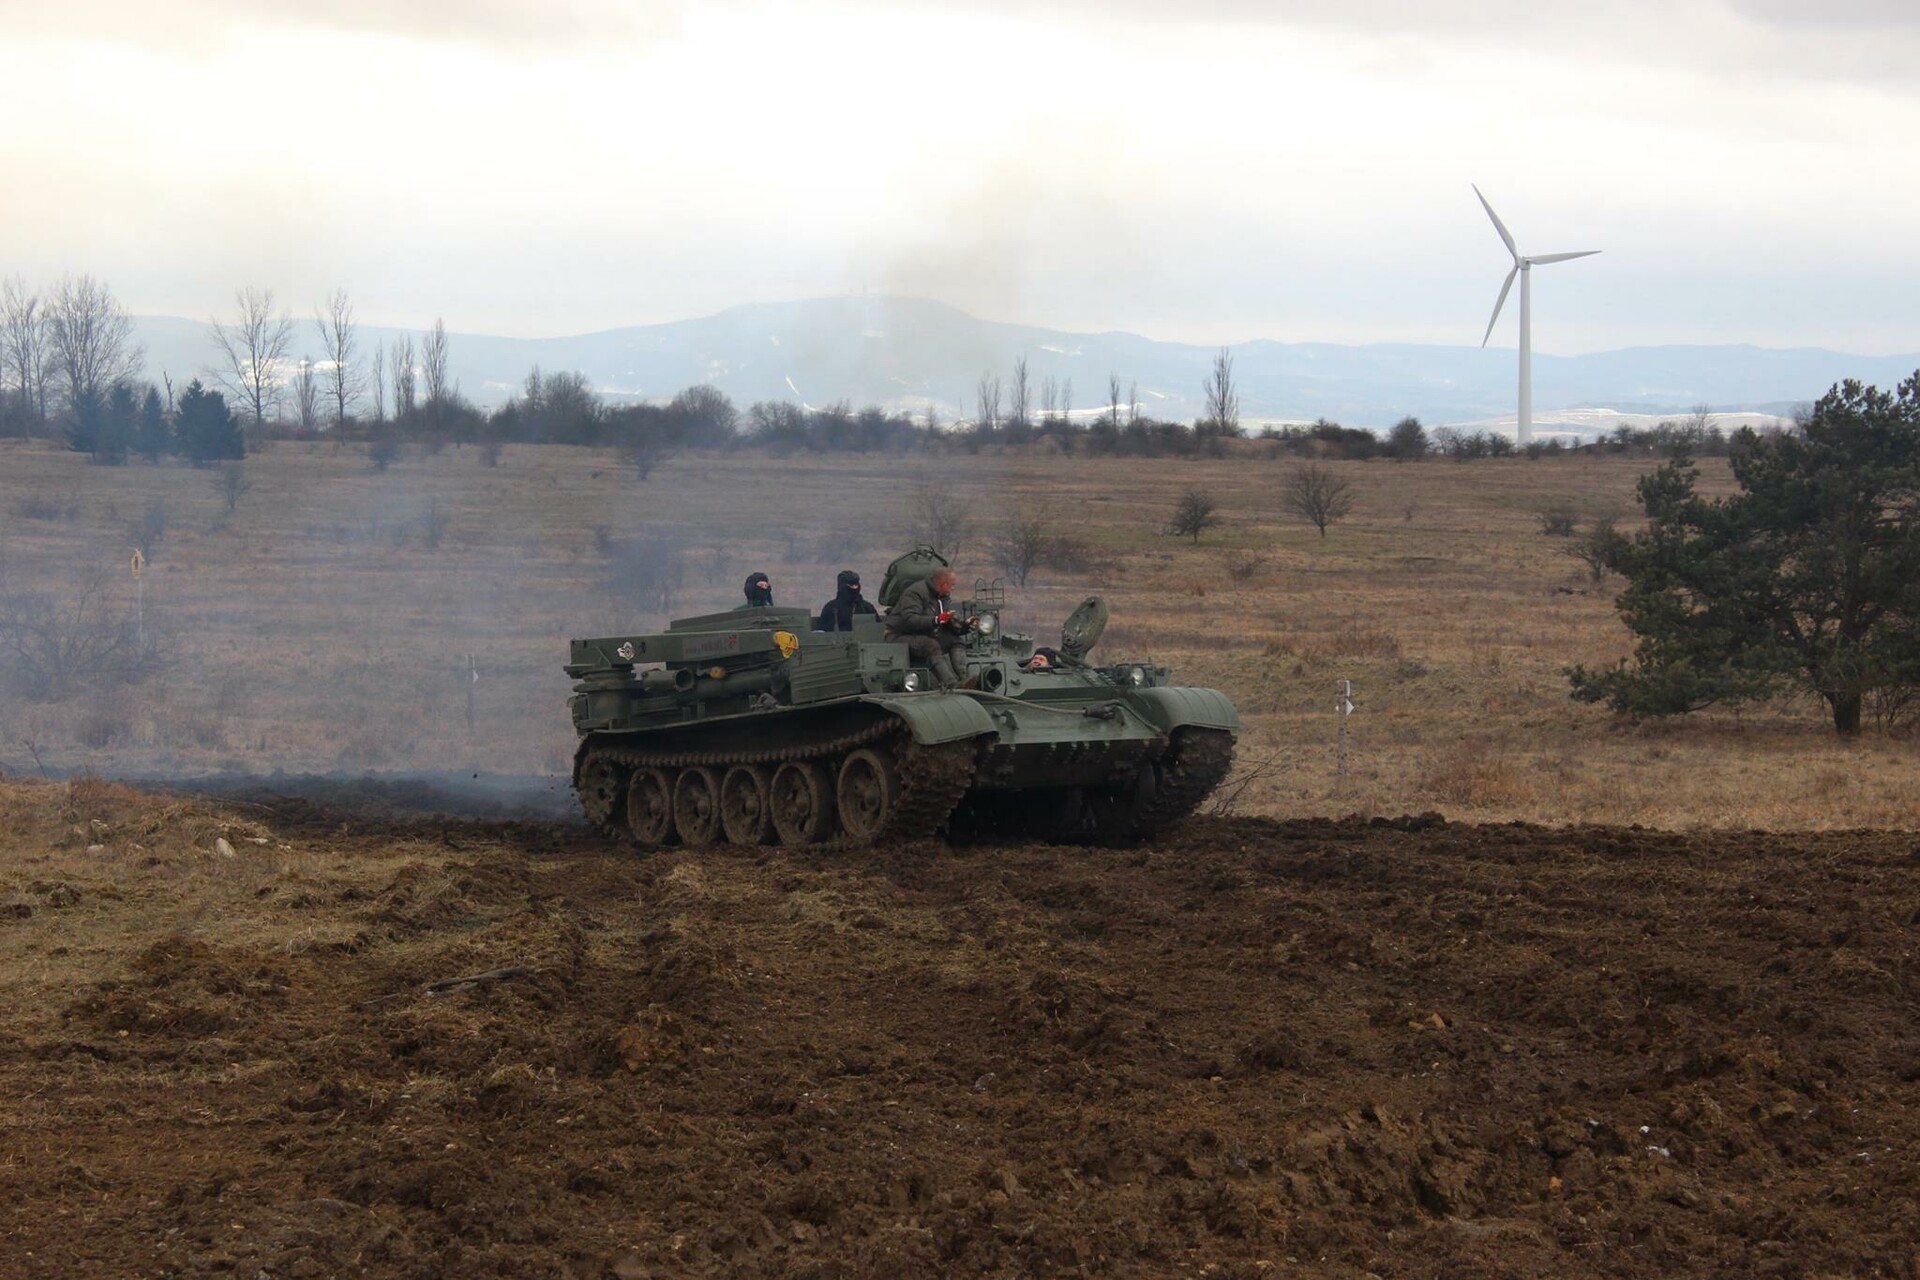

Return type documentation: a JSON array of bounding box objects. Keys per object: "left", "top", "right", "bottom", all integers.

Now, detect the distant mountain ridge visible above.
[{"left": 128, "top": 296, "right": 1920, "bottom": 431}]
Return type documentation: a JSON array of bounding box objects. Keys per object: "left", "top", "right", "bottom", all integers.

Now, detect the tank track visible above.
[
  {"left": 945, "top": 726, "right": 1236, "bottom": 847},
  {"left": 1131, "top": 726, "right": 1236, "bottom": 837},
  {"left": 886, "top": 739, "right": 983, "bottom": 841},
  {"left": 1072, "top": 726, "right": 1237, "bottom": 846},
  {"left": 576, "top": 719, "right": 980, "bottom": 846}
]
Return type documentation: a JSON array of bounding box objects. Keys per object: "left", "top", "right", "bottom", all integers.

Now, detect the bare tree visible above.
[
  {"left": 46, "top": 274, "right": 142, "bottom": 423},
  {"left": 1061, "top": 377, "right": 1072, "bottom": 424},
  {"left": 1008, "top": 356, "right": 1030, "bottom": 429},
  {"left": 974, "top": 370, "right": 1001, "bottom": 432},
  {"left": 315, "top": 287, "right": 363, "bottom": 438},
  {"left": 1167, "top": 488, "right": 1221, "bottom": 543},
  {"left": 0, "top": 571, "right": 158, "bottom": 702},
  {"left": 1107, "top": 373, "right": 1123, "bottom": 427},
  {"left": 369, "top": 340, "right": 387, "bottom": 425},
  {"left": 1128, "top": 379, "right": 1140, "bottom": 427},
  {"left": 921, "top": 403, "right": 939, "bottom": 433},
  {"left": 1565, "top": 513, "right": 1621, "bottom": 584},
  {"left": 213, "top": 461, "right": 253, "bottom": 515},
  {"left": 292, "top": 356, "right": 320, "bottom": 434},
  {"left": 991, "top": 512, "right": 1054, "bottom": 586},
  {"left": 600, "top": 531, "right": 686, "bottom": 621},
  {"left": 128, "top": 498, "right": 169, "bottom": 559},
  {"left": 209, "top": 287, "right": 291, "bottom": 428},
  {"left": 1, "top": 277, "right": 51, "bottom": 437},
  {"left": 0, "top": 292, "right": 9, "bottom": 430},
  {"left": 619, "top": 428, "right": 665, "bottom": 480},
  {"left": 1040, "top": 375, "right": 1058, "bottom": 422},
  {"left": 1538, "top": 504, "right": 1579, "bottom": 537},
  {"left": 368, "top": 434, "right": 400, "bottom": 471},
  {"left": 421, "top": 318, "right": 450, "bottom": 434},
  {"left": 1282, "top": 463, "right": 1355, "bottom": 539},
  {"left": 906, "top": 477, "right": 971, "bottom": 561},
  {"left": 420, "top": 498, "right": 448, "bottom": 551},
  {"left": 1202, "top": 346, "right": 1239, "bottom": 435},
  {"left": 392, "top": 335, "right": 417, "bottom": 423}
]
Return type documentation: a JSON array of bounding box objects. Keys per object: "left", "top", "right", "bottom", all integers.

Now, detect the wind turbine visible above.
[{"left": 1473, "top": 185, "right": 1599, "bottom": 445}]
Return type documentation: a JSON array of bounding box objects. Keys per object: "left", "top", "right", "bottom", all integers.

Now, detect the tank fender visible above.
[
  {"left": 1128, "top": 686, "right": 1241, "bottom": 733},
  {"left": 859, "top": 694, "right": 997, "bottom": 744}
]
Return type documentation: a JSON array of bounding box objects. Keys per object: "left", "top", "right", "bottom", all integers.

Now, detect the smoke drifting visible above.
[{"left": 0, "top": 435, "right": 963, "bottom": 791}]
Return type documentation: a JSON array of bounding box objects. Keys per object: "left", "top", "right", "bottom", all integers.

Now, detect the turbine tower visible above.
[{"left": 1474, "top": 185, "right": 1599, "bottom": 445}]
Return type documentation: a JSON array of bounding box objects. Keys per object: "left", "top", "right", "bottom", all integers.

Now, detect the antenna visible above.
[{"left": 1472, "top": 185, "right": 1599, "bottom": 445}]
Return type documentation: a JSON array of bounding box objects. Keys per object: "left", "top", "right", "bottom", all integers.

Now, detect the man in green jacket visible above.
[{"left": 884, "top": 566, "right": 968, "bottom": 690}]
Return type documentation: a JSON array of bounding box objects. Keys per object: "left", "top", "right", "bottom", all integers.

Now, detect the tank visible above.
[{"left": 566, "top": 549, "right": 1238, "bottom": 849}]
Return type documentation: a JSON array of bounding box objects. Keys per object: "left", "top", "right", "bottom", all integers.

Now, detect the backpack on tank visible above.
[{"left": 878, "top": 546, "right": 951, "bottom": 608}]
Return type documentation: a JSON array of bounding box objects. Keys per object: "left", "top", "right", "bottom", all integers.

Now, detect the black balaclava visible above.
[
  {"left": 743, "top": 573, "right": 773, "bottom": 607},
  {"left": 824, "top": 570, "right": 863, "bottom": 630}
]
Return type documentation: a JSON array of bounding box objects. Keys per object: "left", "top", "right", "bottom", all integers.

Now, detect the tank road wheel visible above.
[
  {"left": 719, "top": 765, "right": 773, "bottom": 846},
  {"left": 626, "top": 767, "right": 679, "bottom": 849},
  {"left": 836, "top": 747, "right": 901, "bottom": 846},
  {"left": 770, "top": 760, "right": 837, "bottom": 846},
  {"left": 576, "top": 751, "right": 628, "bottom": 836},
  {"left": 672, "top": 767, "right": 723, "bottom": 848}
]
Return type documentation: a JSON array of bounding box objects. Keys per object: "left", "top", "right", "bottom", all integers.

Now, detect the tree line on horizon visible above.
[{"left": 0, "top": 272, "right": 1771, "bottom": 469}]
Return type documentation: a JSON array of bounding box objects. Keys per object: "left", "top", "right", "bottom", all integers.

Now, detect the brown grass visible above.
[{"left": 1, "top": 438, "right": 1914, "bottom": 830}]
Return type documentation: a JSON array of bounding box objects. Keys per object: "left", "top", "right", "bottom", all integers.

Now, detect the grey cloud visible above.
[
  {"left": 1732, "top": 0, "right": 1920, "bottom": 28},
  {"left": 843, "top": 0, "right": 1920, "bottom": 90},
  {"left": 15, "top": 0, "right": 1919, "bottom": 87}
]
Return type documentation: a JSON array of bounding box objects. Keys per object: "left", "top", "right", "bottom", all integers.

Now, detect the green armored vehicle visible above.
[{"left": 567, "top": 550, "right": 1237, "bottom": 849}]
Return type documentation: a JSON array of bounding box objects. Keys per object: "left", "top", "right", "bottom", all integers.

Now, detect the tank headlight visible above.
[
  {"left": 616, "top": 642, "right": 635, "bottom": 661},
  {"left": 1128, "top": 665, "right": 1146, "bottom": 686},
  {"left": 974, "top": 612, "right": 999, "bottom": 639},
  {"left": 902, "top": 671, "right": 921, "bottom": 692}
]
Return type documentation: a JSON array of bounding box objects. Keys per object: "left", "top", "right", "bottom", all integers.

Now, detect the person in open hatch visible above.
[{"left": 1021, "top": 646, "right": 1063, "bottom": 671}]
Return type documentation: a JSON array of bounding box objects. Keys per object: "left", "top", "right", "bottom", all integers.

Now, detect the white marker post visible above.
[
  {"left": 130, "top": 549, "right": 145, "bottom": 649},
  {"left": 1335, "top": 678, "right": 1355, "bottom": 783}
]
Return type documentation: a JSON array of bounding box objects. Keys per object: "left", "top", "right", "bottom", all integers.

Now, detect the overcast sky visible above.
[{"left": 2, "top": 0, "right": 1916, "bottom": 353}]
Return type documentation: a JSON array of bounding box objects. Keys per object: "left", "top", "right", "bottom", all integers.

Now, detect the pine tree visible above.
[
  {"left": 1570, "top": 373, "right": 1920, "bottom": 734},
  {"left": 98, "top": 382, "right": 138, "bottom": 464},
  {"left": 137, "top": 386, "right": 170, "bottom": 460},
  {"left": 176, "top": 379, "right": 244, "bottom": 464}
]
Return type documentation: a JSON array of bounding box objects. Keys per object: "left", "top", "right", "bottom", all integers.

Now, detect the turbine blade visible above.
[
  {"left": 1530, "top": 250, "right": 1601, "bottom": 265},
  {"left": 1473, "top": 184, "right": 1518, "bottom": 259},
  {"left": 1482, "top": 265, "right": 1518, "bottom": 347}
]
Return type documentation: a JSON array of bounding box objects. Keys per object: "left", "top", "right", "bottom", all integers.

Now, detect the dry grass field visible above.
[{"left": 2, "top": 435, "right": 1915, "bottom": 830}]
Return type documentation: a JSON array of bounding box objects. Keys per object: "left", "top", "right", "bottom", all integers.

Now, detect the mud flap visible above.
[
  {"left": 859, "top": 693, "right": 997, "bottom": 744},
  {"left": 1129, "top": 686, "right": 1241, "bottom": 734}
]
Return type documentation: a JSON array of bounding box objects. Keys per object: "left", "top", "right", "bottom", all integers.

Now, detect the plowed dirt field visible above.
[{"left": 3, "top": 780, "right": 1918, "bottom": 1278}]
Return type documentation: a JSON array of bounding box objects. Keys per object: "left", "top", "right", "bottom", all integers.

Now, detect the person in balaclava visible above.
[
  {"left": 816, "top": 569, "right": 878, "bottom": 632},
  {"left": 735, "top": 572, "right": 774, "bottom": 610}
]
